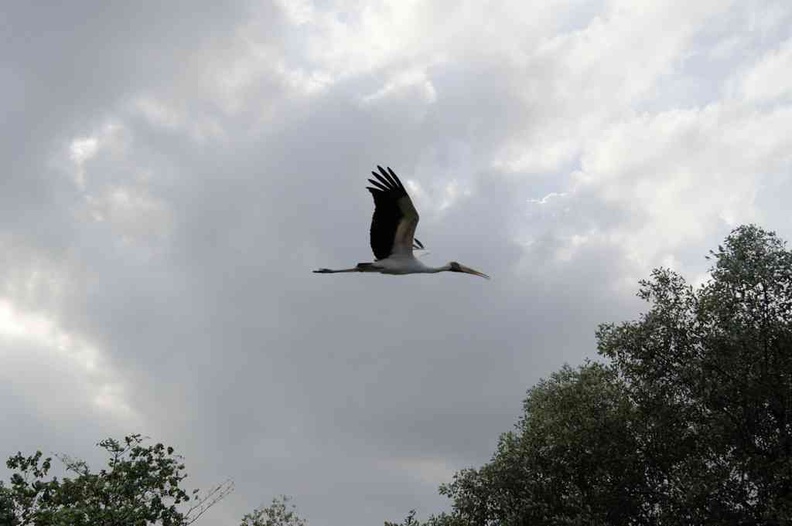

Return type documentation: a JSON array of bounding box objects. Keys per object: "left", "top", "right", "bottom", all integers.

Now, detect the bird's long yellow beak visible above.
[{"left": 458, "top": 264, "right": 490, "bottom": 279}]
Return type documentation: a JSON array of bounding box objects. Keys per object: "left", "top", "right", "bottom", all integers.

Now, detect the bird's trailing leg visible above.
[
  {"left": 313, "top": 263, "right": 379, "bottom": 274},
  {"left": 313, "top": 267, "right": 357, "bottom": 274}
]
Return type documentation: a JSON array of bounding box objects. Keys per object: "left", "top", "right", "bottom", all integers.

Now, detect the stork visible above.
[{"left": 314, "top": 166, "right": 490, "bottom": 279}]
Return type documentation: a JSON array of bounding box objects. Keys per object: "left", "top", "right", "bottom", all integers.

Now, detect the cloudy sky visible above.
[{"left": 2, "top": 1, "right": 792, "bottom": 524}]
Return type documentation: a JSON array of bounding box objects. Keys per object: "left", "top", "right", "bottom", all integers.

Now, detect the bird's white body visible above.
[{"left": 373, "top": 255, "right": 434, "bottom": 275}]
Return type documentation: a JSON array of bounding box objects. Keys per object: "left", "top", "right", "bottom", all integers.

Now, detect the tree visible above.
[
  {"left": 384, "top": 508, "right": 468, "bottom": 526},
  {"left": 0, "top": 434, "right": 232, "bottom": 526},
  {"left": 0, "top": 481, "right": 16, "bottom": 526},
  {"left": 438, "top": 363, "right": 645, "bottom": 525},
  {"left": 427, "top": 225, "right": 792, "bottom": 525},
  {"left": 240, "top": 495, "right": 305, "bottom": 526},
  {"left": 598, "top": 224, "right": 792, "bottom": 523}
]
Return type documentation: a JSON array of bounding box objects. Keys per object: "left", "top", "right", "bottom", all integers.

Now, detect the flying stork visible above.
[{"left": 314, "top": 166, "right": 490, "bottom": 279}]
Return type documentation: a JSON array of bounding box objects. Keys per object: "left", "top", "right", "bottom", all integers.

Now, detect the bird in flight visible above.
[{"left": 314, "top": 166, "right": 489, "bottom": 279}]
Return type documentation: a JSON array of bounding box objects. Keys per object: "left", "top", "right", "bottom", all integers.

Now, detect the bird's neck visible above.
[{"left": 426, "top": 263, "right": 452, "bottom": 274}]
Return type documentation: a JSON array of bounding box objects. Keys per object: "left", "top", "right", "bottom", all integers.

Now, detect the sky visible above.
[{"left": 1, "top": 1, "right": 791, "bottom": 524}]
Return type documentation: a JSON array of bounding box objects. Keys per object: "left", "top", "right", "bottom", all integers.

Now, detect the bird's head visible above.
[{"left": 448, "top": 261, "right": 490, "bottom": 279}]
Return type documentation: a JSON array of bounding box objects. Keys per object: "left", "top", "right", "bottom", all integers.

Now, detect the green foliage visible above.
[
  {"left": 0, "top": 481, "right": 18, "bottom": 526},
  {"left": 384, "top": 509, "right": 467, "bottom": 526},
  {"left": 241, "top": 495, "right": 305, "bottom": 526},
  {"left": 439, "top": 363, "right": 644, "bottom": 525},
  {"left": 384, "top": 509, "right": 420, "bottom": 526},
  {"left": 598, "top": 225, "right": 792, "bottom": 523},
  {"left": 0, "top": 434, "right": 232, "bottom": 526},
  {"left": 430, "top": 225, "right": 792, "bottom": 525}
]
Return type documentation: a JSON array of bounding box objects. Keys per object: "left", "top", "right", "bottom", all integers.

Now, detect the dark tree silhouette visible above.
[{"left": 406, "top": 225, "right": 792, "bottom": 525}]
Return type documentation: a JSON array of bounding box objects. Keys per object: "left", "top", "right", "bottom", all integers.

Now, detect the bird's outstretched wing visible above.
[{"left": 366, "top": 166, "right": 420, "bottom": 260}]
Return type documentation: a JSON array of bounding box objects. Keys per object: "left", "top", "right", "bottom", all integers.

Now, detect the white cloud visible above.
[
  {"left": 566, "top": 101, "right": 792, "bottom": 272},
  {"left": 528, "top": 192, "right": 567, "bottom": 205},
  {"left": 65, "top": 123, "right": 127, "bottom": 188},
  {"left": 83, "top": 185, "right": 171, "bottom": 244},
  {"left": 740, "top": 37, "right": 792, "bottom": 102},
  {"left": 274, "top": 0, "right": 316, "bottom": 26},
  {"left": 134, "top": 95, "right": 227, "bottom": 140},
  {"left": 493, "top": 0, "right": 730, "bottom": 174},
  {"left": 69, "top": 137, "right": 99, "bottom": 188},
  {"left": 61, "top": 122, "right": 173, "bottom": 249},
  {"left": 296, "top": 0, "right": 433, "bottom": 77},
  {"left": 0, "top": 298, "right": 137, "bottom": 423},
  {"left": 361, "top": 69, "right": 437, "bottom": 105}
]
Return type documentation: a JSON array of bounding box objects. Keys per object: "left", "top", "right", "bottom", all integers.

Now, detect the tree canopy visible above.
[
  {"left": 0, "top": 436, "right": 305, "bottom": 526},
  {"left": 241, "top": 495, "right": 306, "bottom": 526},
  {"left": 408, "top": 225, "right": 792, "bottom": 525},
  {"left": 0, "top": 434, "right": 231, "bottom": 526}
]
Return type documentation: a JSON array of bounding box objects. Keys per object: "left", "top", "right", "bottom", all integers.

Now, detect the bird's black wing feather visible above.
[{"left": 367, "top": 166, "right": 413, "bottom": 260}]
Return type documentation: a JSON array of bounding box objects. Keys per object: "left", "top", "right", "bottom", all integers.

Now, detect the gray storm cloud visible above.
[{"left": 2, "top": 2, "right": 792, "bottom": 525}]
